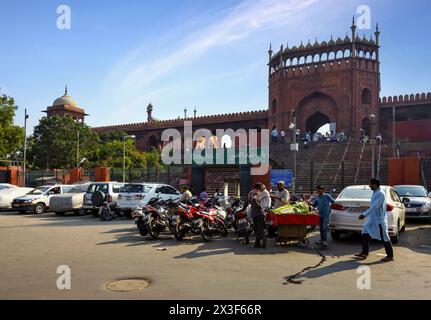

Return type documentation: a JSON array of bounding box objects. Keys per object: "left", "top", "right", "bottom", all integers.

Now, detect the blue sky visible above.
[{"left": 1, "top": 0, "right": 430, "bottom": 131}]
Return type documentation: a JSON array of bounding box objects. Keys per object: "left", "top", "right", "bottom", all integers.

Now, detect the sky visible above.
[{"left": 1, "top": 0, "right": 430, "bottom": 132}]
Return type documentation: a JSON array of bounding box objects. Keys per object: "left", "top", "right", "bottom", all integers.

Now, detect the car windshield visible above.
[
  {"left": 394, "top": 186, "right": 427, "bottom": 197},
  {"left": 120, "top": 184, "right": 152, "bottom": 193},
  {"left": 86, "top": 184, "right": 108, "bottom": 194},
  {"left": 338, "top": 188, "right": 373, "bottom": 199},
  {"left": 27, "top": 187, "right": 50, "bottom": 195}
]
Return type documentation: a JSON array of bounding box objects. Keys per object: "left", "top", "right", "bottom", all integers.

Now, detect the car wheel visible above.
[
  {"left": 55, "top": 212, "right": 65, "bottom": 216},
  {"left": 34, "top": 203, "right": 46, "bottom": 214},
  {"left": 390, "top": 221, "right": 400, "bottom": 244},
  {"left": 331, "top": 231, "right": 342, "bottom": 241},
  {"left": 400, "top": 220, "right": 406, "bottom": 233}
]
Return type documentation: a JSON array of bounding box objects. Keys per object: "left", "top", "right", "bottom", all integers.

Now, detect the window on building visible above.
[
  {"left": 272, "top": 99, "right": 277, "bottom": 114},
  {"left": 362, "top": 88, "right": 372, "bottom": 105}
]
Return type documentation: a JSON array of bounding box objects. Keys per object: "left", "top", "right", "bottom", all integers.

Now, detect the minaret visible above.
[
  {"left": 268, "top": 43, "right": 273, "bottom": 75},
  {"left": 193, "top": 107, "right": 197, "bottom": 118},
  {"left": 374, "top": 23, "right": 380, "bottom": 62},
  {"left": 147, "top": 102, "right": 153, "bottom": 122},
  {"left": 184, "top": 107, "right": 187, "bottom": 119},
  {"left": 351, "top": 16, "right": 357, "bottom": 58}
]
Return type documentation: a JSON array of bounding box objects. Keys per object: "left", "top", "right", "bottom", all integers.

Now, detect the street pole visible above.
[
  {"left": 392, "top": 106, "right": 396, "bottom": 158},
  {"left": 76, "top": 130, "right": 80, "bottom": 168},
  {"left": 290, "top": 109, "right": 297, "bottom": 195},
  {"left": 123, "top": 136, "right": 126, "bottom": 183},
  {"left": 23, "top": 109, "right": 28, "bottom": 187},
  {"left": 370, "top": 114, "right": 376, "bottom": 178}
]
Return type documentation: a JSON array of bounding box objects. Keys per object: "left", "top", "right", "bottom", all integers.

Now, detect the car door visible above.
[
  {"left": 391, "top": 189, "right": 405, "bottom": 227},
  {"left": 111, "top": 184, "right": 123, "bottom": 203},
  {"left": 46, "top": 186, "right": 61, "bottom": 204},
  {"left": 389, "top": 188, "right": 404, "bottom": 228},
  {"left": 161, "top": 185, "right": 179, "bottom": 201},
  {"left": 156, "top": 185, "right": 169, "bottom": 201}
]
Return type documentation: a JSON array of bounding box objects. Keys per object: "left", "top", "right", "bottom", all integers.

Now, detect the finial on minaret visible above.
[
  {"left": 147, "top": 102, "right": 153, "bottom": 122},
  {"left": 194, "top": 107, "right": 197, "bottom": 118},
  {"left": 351, "top": 16, "right": 357, "bottom": 40},
  {"left": 374, "top": 22, "right": 380, "bottom": 41},
  {"left": 268, "top": 42, "right": 273, "bottom": 58},
  {"left": 65, "top": 85, "right": 68, "bottom": 95},
  {"left": 184, "top": 107, "right": 187, "bottom": 119}
]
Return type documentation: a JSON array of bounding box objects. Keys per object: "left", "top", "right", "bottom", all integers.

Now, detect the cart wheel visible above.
[{"left": 299, "top": 238, "right": 309, "bottom": 247}]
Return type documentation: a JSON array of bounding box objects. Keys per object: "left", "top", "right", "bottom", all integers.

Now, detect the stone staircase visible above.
[{"left": 270, "top": 140, "right": 392, "bottom": 195}]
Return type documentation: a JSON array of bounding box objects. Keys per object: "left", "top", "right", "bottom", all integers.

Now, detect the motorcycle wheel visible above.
[
  {"left": 148, "top": 216, "right": 160, "bottom": 240},
  {"left": 174, "top": 221, "right": 185, "bottom": 241},
  {"left": 200, "top": 219, "right": 213, "bottom": 242},
  {"left": 217, "top": 220, "right": 228, "bottom": 236},
  {"left": 136, "top": 220, "right": 148, "bottom": 236}
]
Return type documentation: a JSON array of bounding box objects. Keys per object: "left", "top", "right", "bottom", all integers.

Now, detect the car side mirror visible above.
[
  {"left": 428, "top": 192, "right": 431, "bottom": 198},
  {"left": 176, "top": 191, "right": 180, "bottom": 195}
]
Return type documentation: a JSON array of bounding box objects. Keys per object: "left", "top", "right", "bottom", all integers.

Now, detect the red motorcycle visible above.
[{"left": 172, "top": 201, "right": 226, "bottom": 242}]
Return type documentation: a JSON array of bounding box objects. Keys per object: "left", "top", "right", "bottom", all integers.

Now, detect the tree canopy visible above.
[
  {"left": 29, "top": 115, "right": 99, "bottom": 169},
  {"left": 0, "top": 95, "right": 24, "bottom": 159}
]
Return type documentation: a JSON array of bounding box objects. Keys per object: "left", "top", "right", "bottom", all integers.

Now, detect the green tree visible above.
[
  {"left": 29, "top": 115, "right": 99, "bottom": 169},
  {"left": 0, "top": 95, "right": 24, "bottom": 159},
  {"left": 94, "top": 131, "right": 163, "bottom": 169}
]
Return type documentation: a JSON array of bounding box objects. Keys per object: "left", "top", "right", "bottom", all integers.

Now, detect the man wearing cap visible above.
[
  {"left": 354, "top": 178, "right": 394, "bottom": 262},
  {"left": 272, "top": 181, "right": 290, "bottom": 209},
  {"left": 312, "top": 185, "right": 335, "bottom": 247}
]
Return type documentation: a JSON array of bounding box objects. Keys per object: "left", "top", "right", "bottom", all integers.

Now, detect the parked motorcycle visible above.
[
  {"left": 131, "top": 196, "right": 169, "bottom": 239},
  {"left": 231, "top": 202, "right": 253, "bottom": 243},
  {"left": 172, "top": 201, "right": 226, "bottom": 242}
]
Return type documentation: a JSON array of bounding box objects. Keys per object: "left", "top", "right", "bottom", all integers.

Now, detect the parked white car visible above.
[
  {"left": 393, "top": 185, "right": 431, "bottom": 221},
  {"left": 0, "top": 185, "right": 34, "bottom": 210},
  {"left": 82, "top": 182, "right": 125, "bottom": 217},
  {"left": 49, "top": 183, "right": 92, "bottom": 216},
  {"left": 12, "top": 185, "right": 73, "bottom": 214},
  {"left": 0, "top": 183, "right": 16, "bottom": 191},
  {"left": 329, "top": 185, "right": 406, "bottom": 243},
  {"left": 117, "top": 183, "right": 180, "bottom": 215}
]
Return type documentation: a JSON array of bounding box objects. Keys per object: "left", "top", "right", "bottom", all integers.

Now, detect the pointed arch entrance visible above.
[{"left": 306, "top": 111, "right": 331, "bottom": 134}]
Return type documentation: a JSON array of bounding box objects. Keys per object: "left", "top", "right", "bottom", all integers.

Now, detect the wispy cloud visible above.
[{"left": 101, "top": 0, "right": 320, "bottom": 124}]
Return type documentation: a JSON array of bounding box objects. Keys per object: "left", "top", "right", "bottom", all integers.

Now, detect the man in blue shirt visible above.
[{"left": 312, "top": 185, "right": 335, "bottom": 247}]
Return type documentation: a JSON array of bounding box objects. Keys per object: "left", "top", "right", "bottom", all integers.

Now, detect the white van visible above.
[{"left": 12, "top": 185, "right": 73, "bottom": 214}]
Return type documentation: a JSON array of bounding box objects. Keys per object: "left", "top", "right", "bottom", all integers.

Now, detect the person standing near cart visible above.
[
  {"left": 312, "top": 185, "right": 335, "bottom": 247},
  {"left": 272, "top": 181, "right": 290, "bottom": 209},
  {"left": 248, "top": 183, "right": 270, "bottom": 249}
]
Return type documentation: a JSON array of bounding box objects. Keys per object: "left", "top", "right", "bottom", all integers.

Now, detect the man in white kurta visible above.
[{"left": 354, "top": 179, "right": 394, "bottom": 262}]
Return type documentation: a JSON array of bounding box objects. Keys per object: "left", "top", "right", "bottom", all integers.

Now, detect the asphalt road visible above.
[{"left": 0, "top": 210, "right": 430, "bottom": 300}]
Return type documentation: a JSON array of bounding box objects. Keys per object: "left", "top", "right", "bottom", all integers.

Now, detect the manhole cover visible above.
[{"left": 106, "top": 278, "right": 150, "bottom": 292}]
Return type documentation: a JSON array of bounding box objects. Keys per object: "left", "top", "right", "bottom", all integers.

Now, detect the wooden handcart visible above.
[{"left": 267, "top": 212, "right": 320, "bottom": 247}]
